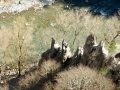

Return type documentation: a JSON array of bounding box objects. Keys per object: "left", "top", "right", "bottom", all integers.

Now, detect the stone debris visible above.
[{"left": 0, "top": 0, "right": 55, "bottom": 14}]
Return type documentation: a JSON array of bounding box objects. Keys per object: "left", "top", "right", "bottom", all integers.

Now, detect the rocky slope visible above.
[{"left": 0, "top": 0, "right": 55, "bottom": 14}]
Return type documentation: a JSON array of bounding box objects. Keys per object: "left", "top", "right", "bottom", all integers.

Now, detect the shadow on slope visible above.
[
  {"left": 7, "top": 58, "right": 62, "bottom": 90},
  {"left": 63, "top": 0, "right": 120, "bottom": 17},
  {"left": 41, "top": 64, "right": 115, "bottom": 90}
]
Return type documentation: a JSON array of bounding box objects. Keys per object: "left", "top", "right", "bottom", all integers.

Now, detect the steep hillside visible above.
[{"left": 0, "top": 1, "right": 119, "bottom": 90}]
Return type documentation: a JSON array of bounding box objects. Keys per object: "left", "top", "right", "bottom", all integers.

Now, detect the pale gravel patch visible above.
[{"left": 0, "top": 0, "right": 55, "bottom": 14}]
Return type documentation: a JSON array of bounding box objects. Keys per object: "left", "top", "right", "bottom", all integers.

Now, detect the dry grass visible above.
[
  {"left": 6, "top": 58, "right": 61, "bottom": 90},
  {"left": 0, "top": 3, "right": 119, "bottom": 89},
  {"left": 43, "top": 65, "right": 115, "bottom": 90},
  {"left": 55, "top": 9, "right": 120, "bottom": 44},
  {"left": 3, "top": 58, "right": 115, "bottom": 90},
  {"left": 0, "top": 2, "right": 119, "bottom": 64},
  {"left": 0, "top": 16, "right": 34, "bottom": 64}
]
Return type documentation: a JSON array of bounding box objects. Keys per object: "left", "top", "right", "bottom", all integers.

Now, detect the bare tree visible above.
[{"left": 17, "top": 29, "right": 25, "bottom": 76}]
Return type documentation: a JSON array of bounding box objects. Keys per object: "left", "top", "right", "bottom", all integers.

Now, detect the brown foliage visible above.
[{"left": 43, "top": 65, "right": 115, "bottom": 90}]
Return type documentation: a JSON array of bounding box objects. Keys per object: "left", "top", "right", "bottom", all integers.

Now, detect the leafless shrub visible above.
[
  {"left": 43, "top": 64, "right": 115, "bottom": 90},
  {"left": 7, "top": 58, "right": 61, "bottom": 90},
  {"left": 104, "top": 28, "right": 120, "bottom": 53}
]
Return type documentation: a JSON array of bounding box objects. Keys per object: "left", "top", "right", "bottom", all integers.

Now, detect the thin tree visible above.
[{"left": 17, "top": 29, "right": 25, "bottom": 77}]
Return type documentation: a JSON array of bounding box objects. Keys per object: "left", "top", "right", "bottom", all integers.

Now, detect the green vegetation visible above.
[
  {"left": 0, "top": 1, "right": 120, "bottom": 90},
  {"left": 99, "top": 67, "right": 109, "bottom": 75},
  {"left": 0, "top": 2, "right": 119, "bottom": 65},
  {"left": 105, "top": 40, "right": 117, "bottom": 53}
]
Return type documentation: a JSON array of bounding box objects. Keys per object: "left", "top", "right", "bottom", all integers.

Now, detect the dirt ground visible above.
[{"left": 0, "top": 0, "right": 15, "bottom": 6}]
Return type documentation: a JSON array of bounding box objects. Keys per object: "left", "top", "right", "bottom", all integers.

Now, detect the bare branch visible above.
[{"left": 111, "top": 31, "right": 120, "bottom": 43}]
